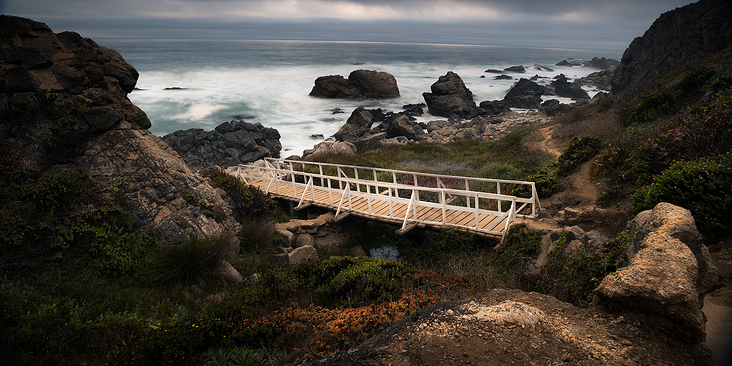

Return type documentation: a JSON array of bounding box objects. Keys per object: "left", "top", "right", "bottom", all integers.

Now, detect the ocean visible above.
[{"left": 97, "top": 39, "right": 622, "bottom": 156}]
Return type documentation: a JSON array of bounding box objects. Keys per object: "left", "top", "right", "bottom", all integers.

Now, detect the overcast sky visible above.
[{"left": 2, "top": 0, "right": 695, "bottom": 50}]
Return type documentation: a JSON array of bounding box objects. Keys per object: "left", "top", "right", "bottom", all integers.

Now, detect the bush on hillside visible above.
[
  {"left": 631, "top": 153, "right": 732, "bottom": 240},
  {"left": 207, "top": 171, "right": 278, "bottom": 220},
  {"left": 533, "top": 230, "right": 631, "bottom": 307}
]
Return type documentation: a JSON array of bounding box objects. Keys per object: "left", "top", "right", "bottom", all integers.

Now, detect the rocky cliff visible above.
[
  {"left": 0, "top": 15, "right": 239, "bottom": 241},
  {"left": 612, "top": 0, "right": 732, "bottom": 94}
]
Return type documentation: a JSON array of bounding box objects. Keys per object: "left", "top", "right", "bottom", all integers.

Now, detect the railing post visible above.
[{"left": 497, "top": 182, "right": 502, "bottom": 212}]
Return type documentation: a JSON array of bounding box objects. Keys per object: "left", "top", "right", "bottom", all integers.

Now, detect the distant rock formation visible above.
[
  {"left": 309, "top": 69, "right": 399, "bottom": 99},
  {"left": 162, "top": 120, "right": 281, "bottom": 171},
  {"left": 612, "top": 0, "right": 732, "bottom": 94},
  {"left": 422, "top": 71, "right": 479, "bottom": 119},
  {"left": 0, "top": 15, "right": 239, "bottom": 242},
  {"left": 502, "top": 78, "right": 550, "bottom": 109},
  {"left": 550, "top": 74, "right": 590, "bottom": 100}
]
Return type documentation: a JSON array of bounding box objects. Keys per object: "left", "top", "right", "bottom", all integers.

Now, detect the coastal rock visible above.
[
  {"left": 478, "top": 100, "right": 510, "bottom": 115},
  {"left": 503, "top": 65, "right": 526, "bottom": 73},
  {"left": 162, "top": 120, "right": 281, "bottom": 171},
  {"left": 612, "top": 0, "right": 732, "bottom": 94},
  {"left": 550, "top": 74, "right": 590, "bottom": 100},
  {"left": 332, "top": 107, "right": 378, "bottom": 142},
  {"left": 555, "top": 59, "right": 583, "bottom": 67},
  {"left": 385, "top": 113, "right": 426, "bottom": 141},
  {"left": 577, "top": 67, "right": 615, "bottom": 91},
  {"left": 309, "top": 69, "right": 399, "bottom": 99},
  {"left": 422, "top": 71, "right": 478, "bottom": 119},
  {"left": 592, "top": 202, "right": 719, "bottom": 343},
  {"left": 539, "top": 99, "right": 571, "bottom": 117},
  {"left": 583, "top": 57, "right": 620, "bottom": 70},
  {"left": 302, "top": 141, "right": 357, "bottom": 160},
  {"left": 0, "top": 15, "right": 240, "bottom": 242},
  {"left": 503, "top": 78, "right": 550, "bottom": 109}
]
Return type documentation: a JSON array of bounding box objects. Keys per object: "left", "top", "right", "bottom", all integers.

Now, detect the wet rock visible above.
[{"left": 422, "top": 71, "right": 479, "bottom": 119}]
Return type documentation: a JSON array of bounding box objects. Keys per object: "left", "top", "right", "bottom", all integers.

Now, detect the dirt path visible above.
[{"left": 703, "top": 294, "right": 732, "bottom": 364}]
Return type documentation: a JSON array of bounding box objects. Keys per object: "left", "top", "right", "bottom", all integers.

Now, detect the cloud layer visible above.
[{"left": 4, "top": 0, "right": 695, "bottom": 50}]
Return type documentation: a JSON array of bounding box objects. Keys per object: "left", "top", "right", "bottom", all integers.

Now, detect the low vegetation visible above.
[{"left": 3, "top": 46, "right": 731, "bottom": 366}]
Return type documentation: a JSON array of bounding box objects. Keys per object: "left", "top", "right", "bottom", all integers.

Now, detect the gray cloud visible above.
[{"left": 4, "top": 0, "right": 696, "bottom": 50}]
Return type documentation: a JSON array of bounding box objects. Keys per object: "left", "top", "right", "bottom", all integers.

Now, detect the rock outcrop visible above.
[
  {"left": 0, "top": 15, "right": 239, "bottom": 242},
  {"left": 503, "top": 78, "right": 550, "bottom": 109},
  {"left": 611, "top": 0, "right": 732, "bottom": 94},
  {"left": 309, "top": 69, "right": 399, "bottom": 99},
  {"left": 162, "top": 120, "right": 281, "bottom": 171},
  {"left": 422, "top": 71, "right": 479, "bottom": 119},
  {"left": 550, "top": 74, "right": 590, "bottom": 100},
  {"left": 592, "top": 202, "right": 719, "bottom": 343}
]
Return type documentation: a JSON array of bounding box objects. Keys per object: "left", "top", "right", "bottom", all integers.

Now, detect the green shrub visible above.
[
  {"left": 52, "top": 205, "right": 160, "bottom": 276},
  {"left": 556, "top": 137, "right": 602, "bottom": 175},
  {"left": 595, "top": 186, "right": 619, "bottom": 207},
  {"left": 150, "top": 233, "right": 233, "bottom": 287},
  {"left": 201, "top": 346, "right": 285, "bottom": 366},
  {"left": 631, "top": 153, "right": 732, "bottom": 240},
  {"left": 494, "top": 223, "right": 542, "bottom": 266},
  {"left": 535, "top": 230, "right": 631, "bottom": 307},
  {"left": 239, "top": 217, "right": 281, "bottom": 253},
  {"left": 207, "top": 171, "right": 278, "bottom": 220}
]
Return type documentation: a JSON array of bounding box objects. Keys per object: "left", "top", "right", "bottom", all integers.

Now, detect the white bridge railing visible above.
[{"left": 232, "top": 158, "right": 540, "bottom": 241}]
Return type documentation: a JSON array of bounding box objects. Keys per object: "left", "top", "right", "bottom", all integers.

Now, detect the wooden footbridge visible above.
[{"left": 231, "top": 158, "right": 540, "bottom": 242}]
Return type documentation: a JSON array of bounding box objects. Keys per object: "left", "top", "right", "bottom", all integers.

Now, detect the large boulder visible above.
[
  {"left": 162, "top": 120, "right": 281, "bottom": 171},
  {"left": 309, "top": 70, "right": 399, "bottom": 99},
  {"left": 332, "top": 107, "right": 379, "bottom": 142},
  {"left": 503, "top": 78, "right": 550, "bottom": 109},
  {"left": 422, "top": 71, "right": 478, "bottom": 119},
  {"left": 550, "top": 74, "right": 590, "bottom": 100},
  {"left": 0, "top": 16, "right": 239, "bottom": 242},
  {"left": 611, "top": 0, "right": 732, "bottom": 94},
  {"left": 384, "top": 113, "right": 426, "bottom": 141},
  {"left": 592, "top": 202, "right": 719, "bottom": 343}
]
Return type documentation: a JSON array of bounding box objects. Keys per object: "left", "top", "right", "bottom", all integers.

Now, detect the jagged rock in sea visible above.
[
  {"left": 612, "top": 0, "right": 732, "bottom": 94},
  {"left": 503, "top": 65, "right": 526, "bottom": 73},
  {"left": 555, "top": 59, "right": 583, "bottom": 67},
  {"left": 162, "top": 120, "right": 281, "bottom": 171},
  {"left": 309, "top": 69, "right": 399, "bottom": 99},
  {"left": 576, "top": 67, "right": 616, "bottom": 91},
  {"left": 0, "top": 15, "right": 239, "bottom": 242},
  {"left": 550, "top": 74, "right": 590, "bottom": 100},
  {"left": 583, "top": 57, "right": 620, "bottom": 70},
  {"left": 592, "top": 202, "right": 719, "bottom": 343},
  {"left": 502, "top": 78, "right": 550, "bottom": 109},
  {"left": 422, "top": 71, "right": 479, "bottom": 119}
]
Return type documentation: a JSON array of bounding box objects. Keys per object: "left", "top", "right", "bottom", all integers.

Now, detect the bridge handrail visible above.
[
  {"left": 236, "top": 164, "right": 520, "bottom": 203},
  {"left": 260, "top": 157, "right": 540, "bottom": 218}
]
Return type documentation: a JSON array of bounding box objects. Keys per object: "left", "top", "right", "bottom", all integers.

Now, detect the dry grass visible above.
[{"left": 551, "top": 105, "right": 624, "bottom": 146}]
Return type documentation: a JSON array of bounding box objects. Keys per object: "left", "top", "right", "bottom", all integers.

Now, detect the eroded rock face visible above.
[
  {"left": 0, "top": 16, "right": 239, "bottom": 242},
  {"left": 310, "top": 70, "right": 399, "bottom": 99},
  {"left": 611, "top": 0, "right": 732, "bottom": 94},
  {"left": 592, "top": 202, "right": 719, "bottom": 342}
]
